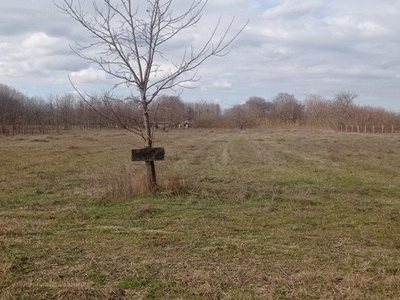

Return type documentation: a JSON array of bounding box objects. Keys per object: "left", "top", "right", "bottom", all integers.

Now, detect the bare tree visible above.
[
  {"left": 303, "top": 94, "right": 334, "bottom": 128},
  {"left": 0, "top": 84, "right": 27, "bottom": 135},
  {"left": 333, "top": 92, "right": 358, "bottom": 128},
  {"left": 225, "top": 104, "right": 252, "bottom": 130},
  {"left": 54, "top": 94, "right": 76, "bottom": 130},
  {"left": 245, "top": 96, "right": 271, "bottom": 125},
  {"left": 186, "top": 102, "right": 222, "bottom": 128},
  {"left": 270, "top": 93, "right": 304, "bottom": 125},
  {"left": 57, "top": 0, "right": 246, "bottom": 189},
  {"left": 150, "top": 95, "right": 186, "bottom": 129}
]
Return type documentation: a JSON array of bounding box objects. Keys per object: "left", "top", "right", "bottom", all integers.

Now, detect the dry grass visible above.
[
  {"left": 94, "top": 162, "right": 199, "bottom": 202},
  {"left": 94, "top": 163, "right": 149, "bottom": 202},
  {"left": 1, "top": 128, "right": 400, "bottom": 299}
]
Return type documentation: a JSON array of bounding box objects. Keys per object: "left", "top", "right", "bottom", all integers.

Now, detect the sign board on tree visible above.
[{"left": 132, "top": 147, "right": 165, "bottom": 162}]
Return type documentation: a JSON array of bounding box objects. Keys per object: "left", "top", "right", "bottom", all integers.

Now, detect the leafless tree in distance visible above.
[{"left": 56, "top": 0, "right": 247, "bottom": 189}]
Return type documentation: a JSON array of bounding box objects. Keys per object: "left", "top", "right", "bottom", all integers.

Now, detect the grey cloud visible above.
[
  {"left": 262, "top": 0, "right": 324, "bottom": 20},
  {"left": 1, "top": 0, "right": 400, "bottom": 111},
  {"left": 36, "top": 55, "right": 88, "bottom": 72}
]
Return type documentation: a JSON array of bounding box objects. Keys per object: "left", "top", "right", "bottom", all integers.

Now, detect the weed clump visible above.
[
  {"left": 94, "top": 163, "right": 201, "bottom": 202},
  {"left": 94, "top": 163, "right": 149, "bottom": 202}
]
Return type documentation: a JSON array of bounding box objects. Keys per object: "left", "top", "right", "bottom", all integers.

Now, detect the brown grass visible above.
[
  {"left": 1, "top": 128, "right": 400, "bottom": 299},
  {"left": 94, "top": 163, "right": 149, "bottom": 202},
  {"left": 93, "top": 162, "right": 199, "bottom": 203}
]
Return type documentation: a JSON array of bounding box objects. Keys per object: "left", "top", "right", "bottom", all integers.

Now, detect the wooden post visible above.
[
  {"left": 382, "top": 125, "right": 384, "bottom": 134},
  {"left": 372, "top": 125, "right": 375, "bottom": 134},
  {"left": 132, "top": 147, "right": 165, "bottom": 190},
  {"left": 364, "top": 125, "right": 367, "bottom": 134},
  {"left": 146, "top": 161, "right": 157, "bottom": 189}
]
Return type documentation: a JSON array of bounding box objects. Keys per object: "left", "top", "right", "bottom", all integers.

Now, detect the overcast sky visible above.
[{"left": 1, "top": 0, "right": 400, "bottom": 111}]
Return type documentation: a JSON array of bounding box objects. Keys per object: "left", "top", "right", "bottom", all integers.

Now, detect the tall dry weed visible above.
[
  {"left": 160, "top": 175, "right": 198, "bottom": 196},
  {"left": 94, "top": 163, "right": 201, "bottom": 202},
  {"left": 94, "top": 163, "right": 149, "bottom": 202}
]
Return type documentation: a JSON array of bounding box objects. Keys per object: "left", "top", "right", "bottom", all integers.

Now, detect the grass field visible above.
[{"left": 1, "top": 128, "right": 400, "bottom": 299}]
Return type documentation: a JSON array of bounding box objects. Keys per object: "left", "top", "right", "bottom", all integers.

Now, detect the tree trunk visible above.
[
  {"left": 142, "top": 104, "right": 157, "bottom": 190},
  {"left": 145, "top": 160, "right": 157, "bottom": 190}
]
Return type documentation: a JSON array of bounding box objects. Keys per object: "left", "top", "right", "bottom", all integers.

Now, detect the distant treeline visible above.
[{"left": 1, "top": 83, "right": 399, "bottom": 135}]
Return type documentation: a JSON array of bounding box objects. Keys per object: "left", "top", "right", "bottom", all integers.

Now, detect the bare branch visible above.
[
  {"left": 56, "top": 0, "right": 245, "bottom": 187},
  {"left": 67, "top": 76, "right": 146, "bottom": 139},
  {"left": 57, "top": 0, "right": 246, "bottom": 104}
]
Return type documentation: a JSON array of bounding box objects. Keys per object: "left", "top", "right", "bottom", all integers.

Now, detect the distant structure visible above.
[
  {"left": 150, "top": 120, "right": 192, "bottom": 130},
  {"left": 178, "top": 120, "right": 191, "bottom": 129}
]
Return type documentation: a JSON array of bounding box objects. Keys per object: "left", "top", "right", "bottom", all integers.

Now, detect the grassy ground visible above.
[{"left": 1, "top": 128, "right": 400, "bottom": 299}]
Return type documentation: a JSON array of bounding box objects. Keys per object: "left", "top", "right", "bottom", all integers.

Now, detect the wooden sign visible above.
[{"left": 132, "top": 147, "right": 165, "bottom": 162}]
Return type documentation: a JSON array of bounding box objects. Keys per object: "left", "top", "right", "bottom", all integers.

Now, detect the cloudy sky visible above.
[{"left": 1, "top": 0, "right": 400, "bottom": 111}]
